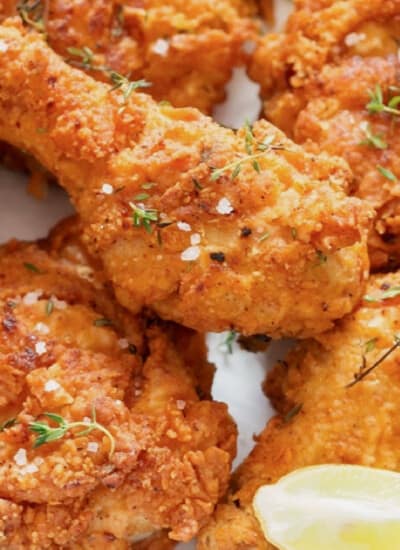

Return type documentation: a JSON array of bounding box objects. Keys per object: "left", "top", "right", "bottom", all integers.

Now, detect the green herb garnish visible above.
[
  {"left": 29, "top": 406, "right": 115, "bottom": 458},
  {"left": 367, "top": 84, "right": 400, "bottom": 117},
  {"left": 130, "top": 202, "right": 158, "bottom": 233},
  {"left": 24, "top": 262, "right": 41, "bottom": 273},
  {"left": 93, "top": 318, "right": 113, "bottom": 327},
  {"left": 109, "top": 72, "right": 151, "bottom": 104},
  {"left": 359, "top": 123, "right": 387, "bottom": 149},
  {"left": 364, "top": 286, "right": 400, "bottom": 302},
  {"left": 377, "top": 165, "right": 397, "bottom": 181},
  {"left": 222, "top": 330, "right": 237, "bottom": 354},
  {"left": 347, "top": 335, "right": 400, "bottom": 388},
  {"left": 17, "top": 0, "right": 45, "bottom": 33},
  {"left": 0, "top": 418, "right": 17, "bottom": 432},
  {"left": 284, "top": 403, "right": 303, "bottom": 423}
]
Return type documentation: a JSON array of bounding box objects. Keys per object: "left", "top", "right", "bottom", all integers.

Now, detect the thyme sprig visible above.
[
  {"left": 130, "top": 202, "right": 159, "bottom": 233},
  {"left": 211, "top": 124, "right": 287, "bottom": 181},
  {"left": 222, "top": 330, "right": 237, "bottom": 354},
  {"left": 347, "top": 335, "right": 400, "bottom": 388},
  {"left": 0, "top": 418, "right": 17, "bottom": 432},
  {"left": 359, "top": 123, "right": 387, "bottom": 150},
  {"left": 66, "top": 46, "right": 96, "bottom": 71},
  {"left": 367, "top": 84, "right": 400, "bottom": 117},
  {"left": 364, "top": 286, "right": 400, "bottom": 302},
  {"left": 109, "top": 72, "right": 151, "bottom": 104},
  {"left": 29, "top": 406, "right": 115, "bottom": 458},
  {"left": 17, "top": 0, "right": 45, "bottom": 33}
]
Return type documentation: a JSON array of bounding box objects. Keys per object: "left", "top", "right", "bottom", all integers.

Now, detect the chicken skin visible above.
[
  {"left": 0, "top": 20, "right": 373, "bottom": 337},
  {"left": 0, "top": 0, "right": 259, "bottom": 115},
  {"left": 199, "top": 269, "right": 400, "bottom": 549},
  {"left": 251, "top": 0, "right": 400, "bottom": 270},
  {"left": 0, "top": 216, "right": 236, "bottom": 548}
]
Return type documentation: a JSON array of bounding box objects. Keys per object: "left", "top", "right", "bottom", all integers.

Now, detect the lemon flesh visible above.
[{"left": 253, "top": 465, "right": 400, "bottom": 550}]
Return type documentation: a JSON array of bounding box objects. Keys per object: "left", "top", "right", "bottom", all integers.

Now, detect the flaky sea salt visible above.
[
  {"left": 21, "top": 463, "right": 39, "bottom": 475},
  {"left": 176, "top": 400, "right": 186, "bottom": 410},
  {"left": 177, "top": 221, "right": 192, "bottom": 232},
  {"left": 190, "top": 233, "right": 201, "bottom": 246},
  {"left": 14, "top": 448, "right": 27, "bottom": 467},
  {"left": 101, "top": 183, "right": 114, "bottom": 195},
  {"left": 118, "top": 338, "right": 129, "bottom": 349},
  {"left": 0, "top": 40, "right": 8, "bottom": 53},
  {"left": 151, "top": 38, "right": 169, "bottom": 56},
  {"left": 87, "top": 442, "right": 99, "bottom": 453},
  {"left": 34, "top": 322, "right": 49, "bottom": 334},
  {"left": 44, "top": 379, "right": 60, "bottom": 392},
  {"left": 35, "top": 341, "right": 47, "bottom": 356},
  {"left": 181, "top": 246, "right": 200, "bottom": 262},
  {"left": 51, "top": 295, "right": 67, "bottom": 310},
  {"left": 23, "top": 290, "right": 43, "bottom": 305},
  {"left": 216, "top": 197, "right": 234, "bottom": 215},
  {"left": 344, "top": 32, "right": 366, "bottom": 47}
]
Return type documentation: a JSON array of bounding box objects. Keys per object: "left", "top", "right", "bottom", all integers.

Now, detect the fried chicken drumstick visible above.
[
  {"left": 199, "top": 270, "right": 400, "bottom": 549},
  {"left": 0, "top": 216, "right": 236, "bottom": 548},
  {"left": 251, "top": 0, "right": 400, "bottom": 270},
  {"left": 0, "top": 20, "right": 373, "bottom": 337},
  {"left": 0, "top": 0, "right": 259, "bottom": 114}
]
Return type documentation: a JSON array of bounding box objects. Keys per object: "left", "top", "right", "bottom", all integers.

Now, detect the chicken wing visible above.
[
  {"left": 251, "top": 0, "right": 400, "bottom": 270},
  {"left": 0, "top": 0, "right": 258, "bottom": 114},
  {"left": 0, "top": 216, "right": 236, "bottom": 548},
  {"left": 0, "top": 20, "right": 372, "bottom": 337},
  {"left": 199, "top": 269, "right": 400, "bottom": 549}
]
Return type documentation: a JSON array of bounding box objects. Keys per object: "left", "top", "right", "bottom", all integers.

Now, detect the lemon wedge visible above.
[{"left": 253, "top": 465, "right": 400, "bottom": 550}]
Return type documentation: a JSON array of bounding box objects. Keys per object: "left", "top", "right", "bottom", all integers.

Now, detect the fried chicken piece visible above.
[
  {"left": 0, "top": 0, "right": 258, "bottom": 114},
  {"left": 251, "top": 1, "right": 400, "bottom": 270},
  {"left": 199, "top": 270, "right": 400, "bottom": 549},
  {"left": 250, "top": 0, "right": 400, "bottom": 120},
  {"left": 0, "top": 20, "right": 373, "bottom": 338},
  {"left": 0, "top": 216, "right": 236, "bottom": 548}
]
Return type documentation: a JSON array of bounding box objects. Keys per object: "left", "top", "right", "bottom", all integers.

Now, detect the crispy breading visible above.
[
  {"left": 0, "top": 0, "right": 258, "bottom": 114},
  {"left": 0, "top": 20, "right": 373, "bottom": 337},
  {"left": 199, "top": 269, "right": 400, "bottom": 549},
  {"left": 251, "top": 1, "right": 400, "bottom": 270},
  {"left": 0, "top": 217, "right": 236, "bottom": 548}
]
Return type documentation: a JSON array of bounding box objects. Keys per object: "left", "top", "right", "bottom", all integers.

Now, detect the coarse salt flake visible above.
[
  {"left": 23, "top": 290, "right": 43, "bottom": 306},
  {"left": 177, "top": 221, "right": 192, "bottom": 232},
  {"left": 14, "top": 448, "right": 27, "bottom": 467},
  {"left": 101, "top": 183, "right": 114, "bottom": 195},
  {"left": 87, "top": 442, "right": 99, "bottom": 453},
  {"left": 51, "top": 296, "right": 67, "bottom": 310},
  {"left": 21, "top": 463, "right": 38, "bottom": 475},
  {"left": 151, "top": 38, "right": 169, "bottom": 56},
  {"left": 344, "top": 32, "right": 366, "bottom": 47},
  {"left": 35, "top": 341, "right": 47, "bottom": 356},
  {"left": 181, "top": 246, "right": 200, "bottom": 262},
  {"left": 44, "top": 379, "right": 60, "bottom": 392},
  {"left": 216, "top": 197, "right": 234, "bottom": 215},
  {"left": 190, "top": 233, "right": 201, "bottom": 246},
  {"left": 118, "top": 338, "right": 129, "bottom": 349},
  {"left": 35, "top": 322, "right": 49, "bottom": 334},
  {"left": 0, "top": 40, "right": 8, "bottom": 53},
  {"left": 83, "top": 417, "right": 91, "bottom": 424},
  {"left": 176, "top": 400, "right": 186, "bottom": 410}
]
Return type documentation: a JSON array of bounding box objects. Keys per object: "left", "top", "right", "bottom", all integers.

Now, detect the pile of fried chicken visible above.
[{"left": 0, "top": 0, "right": 399, "bottom": 548}]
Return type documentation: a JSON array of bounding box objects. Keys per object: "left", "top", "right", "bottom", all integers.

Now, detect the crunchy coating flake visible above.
[
  {"left": 0, "top": 0, "right": 259, "bottom": 114},
  {"left": 199, "top": 270, "right": 400, "bottom": 549},
  {"left": 251, "top": 1, "right": 400, "bottom": 270},
  {"left": 0, "top": 217, "right": 236, "bottom": 548},
  {"left": 0, "top": 21, "right": 372, "bottom": 337}
]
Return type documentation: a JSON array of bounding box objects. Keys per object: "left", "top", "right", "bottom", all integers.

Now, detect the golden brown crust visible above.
[
  {"left": 199, "top": 270, "right": 400, "bottom": 549},
  {"left": 0, "top": 20, "right": 372, "bottom": 338},
  {"left": 0, "top": 0, "right": 259, "bottom": 114},
  {"left": 251, "top": 1, "right": 400, "bottom": 270},
  {"left": 0, "top": 218, "right": 237, "bottom": 548}
]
